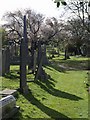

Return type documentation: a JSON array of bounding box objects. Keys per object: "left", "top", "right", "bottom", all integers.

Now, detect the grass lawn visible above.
[{"left": 2, "top": 55, "right": 89, "bottom": 119}]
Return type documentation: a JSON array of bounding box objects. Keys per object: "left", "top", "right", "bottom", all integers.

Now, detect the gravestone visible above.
[
  {"left": 0, "top": 95, "right": 20, "bottom": 120},
  {"left": 2, "top": 47, "right": 10, "bottom": 75},
  {"left": 5, "top": 47, "right": 10, "bottom": 74},
  {"left": 20, "top": 15, "right": 28, "bottom": 94},
  {"left": 2, "top": 49, "right": 6, "bottom": 75}
]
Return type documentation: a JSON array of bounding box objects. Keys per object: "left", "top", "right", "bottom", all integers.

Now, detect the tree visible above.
[
  {"left": 2, "top": 11, "right": 24, "bottom": 57},
  {"left": 53, "top": 0, "right": 67, "bottom": 7},
  {"left": 65, "top": 0, "right": 90, "bottom": 32},
  {"left": 25, "top": 9, "right": 44, "bottom": 70},
  {"left": 0, "top": 28, "right": 8, "bottom": 47},
  {"left": 67, "top": 19, "right": 85, "bottom": 54},
  {"left": 41, "top": 17, "right": 64, "bottom": 59},
  {"left": 3, "top": 10, "right": 23, "bottom": 38}
]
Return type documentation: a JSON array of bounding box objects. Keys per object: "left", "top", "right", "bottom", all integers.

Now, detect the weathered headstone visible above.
[
  {"left": 0, "top": 95, "right": 20, "bottom": 120},
  {"left": 2, "top": 49, "right": 6, "bottom": 75},
  {"left": 5, "top": 47, "right": 10, "bottom": 74},
  {"left": 2, "top": 47, "right": 10, "bottom": 75}
]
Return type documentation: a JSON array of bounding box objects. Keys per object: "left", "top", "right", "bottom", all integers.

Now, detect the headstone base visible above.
[{"left": 0, "top": 89, "right": 17, "bottom": 97}]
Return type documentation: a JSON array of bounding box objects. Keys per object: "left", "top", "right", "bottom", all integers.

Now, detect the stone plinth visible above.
[{"left": 0, "top": 89, "right": 17, "bottom": 97}]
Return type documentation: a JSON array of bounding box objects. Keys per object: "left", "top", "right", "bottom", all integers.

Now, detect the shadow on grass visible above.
[
  {"left": 34, "top": 79, "right": 83, "bottom": 101},
  {"left": 21, "top": 89, "right": 71, "bottom": 119},
  {"left": 44, "top": 64, "right": 66, "bottom": 73},
  {"left": 46, "top": 59, "right": 88, "bottom": 73},
  {"left": 7, "top": 111, "right": 25, "bottom": 120},
  {"left": 3, "top": 71, "right": 20, "bottom": 80}
]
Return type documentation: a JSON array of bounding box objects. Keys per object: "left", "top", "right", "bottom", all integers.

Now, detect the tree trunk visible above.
[
  {"left": 64, "top": 49, "right": 70, "bottom": 60},
  {"left": 42, "top": 44, "right": 49, "bottom": 65},
  {"left": 28, "top": 40, "right": 34, "bottom": 70},
  {"left": 57, "top": 46, "right": 60, "bottom": 57},
  {"left": 37, "top": 41, "right": 42, "bottom": 66},
  {"left": 35, "top": 44, "right": 46, "bottom": 80}
]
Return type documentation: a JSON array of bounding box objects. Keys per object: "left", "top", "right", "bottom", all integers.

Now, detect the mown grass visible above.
[{"left": 2, "top": 55, "right": 89, "bottom": 119}]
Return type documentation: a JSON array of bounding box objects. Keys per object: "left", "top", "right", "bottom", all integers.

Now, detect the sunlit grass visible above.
[{"left": 2, "top": 56, "right": 89, "bottom": 119}]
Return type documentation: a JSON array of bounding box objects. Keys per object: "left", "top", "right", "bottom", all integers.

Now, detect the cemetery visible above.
[{"left": 1, "top": 1, "right": 90, "bottom": 119}]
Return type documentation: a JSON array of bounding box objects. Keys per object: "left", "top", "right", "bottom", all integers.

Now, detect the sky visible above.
[{"left": 0, "top": 0, "right": 69, "bottom": 25}]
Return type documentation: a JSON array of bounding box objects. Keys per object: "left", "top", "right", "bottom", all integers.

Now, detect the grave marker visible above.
[
  {"left": 0, "top": 95, "right": 20, "bottom": 120},
  {"left": 2, "top": 47, "right": 10, "bottom": 75},
  {"left": 20, "top": 15, "right": 28, "bottom": 94}
]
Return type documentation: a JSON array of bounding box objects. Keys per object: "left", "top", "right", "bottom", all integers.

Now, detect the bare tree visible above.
[
  {"left": 65, "top": 0, "right": 90, "bottom": 32},
  {"left": 3, "top": 10, "right": 23, "bottom": 39},
  {"left": 40, "top": 17, "right": 64, "bottom": 60},
  {"left": 25, "top": 9, "right": 44, "bottom": 70}
]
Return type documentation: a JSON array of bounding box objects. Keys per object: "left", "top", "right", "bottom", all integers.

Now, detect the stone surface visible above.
[
  {"left": 0, "top": 95, "right": 20, "bottom": 120},
  {"left": 2, "top": 47, "right": 10, "bottom": 75},
  {"left": 20, "top": 15, "right": 28, "bottom": 94},
  {"left": 0, "top": 89, "right": 17, "bottom": 97},
  {"left": 2, "top": 106, "right": 20, "bottom": 120}
]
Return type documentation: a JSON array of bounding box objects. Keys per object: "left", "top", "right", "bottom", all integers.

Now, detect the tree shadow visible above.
[
  {"left": 43, "top": 65, "right": 54, "bottom": 71},
  {"left": 45, "top": 63, "right": 66, "bottom": 73},
  {"left": 21, "top": 89, "right": 71, "bottom": 119},
  {"left": 47, "top": 59, "right": 88, "bottom": 73},
  {"left": 35, "top": 79, "right": 83, "bottom": 101},
  {"left": 7, "top": 110, "right": 24, "bottom": 120}
]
